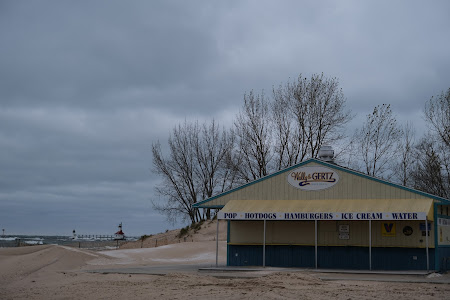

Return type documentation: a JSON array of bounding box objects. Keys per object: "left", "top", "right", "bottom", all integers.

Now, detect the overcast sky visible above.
[{"left": 1, "top": 1, "right": 449, "bottom": 236}]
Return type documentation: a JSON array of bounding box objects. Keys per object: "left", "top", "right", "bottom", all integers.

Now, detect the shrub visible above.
[
  {"left": 140, "top": 234, "right": 152, "bottom": 241},
  {"left": 177, "top": 225, "right": 190, "bottom": 238},
  {"left": 190, "top": 220, "right": 204, "bottom": 233}
]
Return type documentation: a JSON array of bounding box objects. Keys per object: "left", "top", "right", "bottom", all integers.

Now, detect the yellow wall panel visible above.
[
  {"left": 371, "top": 220, "right": 434, "bottom": 248},
  {"left": 229, "top": 220, "right": 434, "bottom": 248},
  {"left": 229, "top": 221, "right": 263, "bottom": 244},
  {"left": 203, "top": 161, "right": 432, "bottom": 208},
  {"left": 266, "top": 221, "right": 315, "bottom": 244}
]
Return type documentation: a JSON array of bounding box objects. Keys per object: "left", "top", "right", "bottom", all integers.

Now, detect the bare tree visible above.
[
  {"left": 393, "top": 122, "right": 416, "bottom": 187},
  {"left": 272, "top": 74, "right": 352, "bottom": 169},
  {"left": 272, "top": 83, "right": 297, "bottom": 170},
  {"left": 412, "top": 89, "right": 450, "bottom": 198},
  {"left": 232, "top": 90, "right": 273, "bottom": 182},
  {"left": 272, "top": 81, "right": 308, "bottom": 170},
  {"left": 152, "top": 121, "right": 200, "bottom": 224},
  {"left": 411, "top": 136, "right": 449, "bottom": 199},
  {"left": 193, "top": 120, "right": 235, "bottom": 219},
  {"left": 437, "top": 139, "right": 450, "bottom": 198},
  {"left": 424, "top": 88, "right": 450, "bottom": 147},
  {"left": 354, "top": 104, "right": 402, "bottom": 178},
  {"left": 152, "top": 73, "right": 353, "bottom": 222},
  {"left": 303, "top": 74, "right": 353, "bottom": 158},
  {"left": 152, "top": 120, "right": 236, "bottom": 224}
]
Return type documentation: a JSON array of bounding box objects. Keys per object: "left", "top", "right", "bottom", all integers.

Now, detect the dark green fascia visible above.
[
  {"left": 227, "top": 220, "right": 230, "bottom": 266},
  {"left": 434, "top": 202, "right": 439, "bottom": 271},
  {"left": 193, "top": 204, "right": 223, "bottom": 209}
]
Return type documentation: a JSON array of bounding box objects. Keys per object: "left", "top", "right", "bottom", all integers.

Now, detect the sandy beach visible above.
[{"left": 1, "top": 221, "right": 449, "bottom": 299}]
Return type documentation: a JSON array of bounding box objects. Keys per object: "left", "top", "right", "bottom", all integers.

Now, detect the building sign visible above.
[
  {"left": 438, "top": 218, "right": 450, "bottom": 245},
  {"left": 420, "top": 222, "right": 431, "bottom": 237},
  {"left": 287, "top": 166, "right": 339, "bottom": 191},
  {"left": 381, "top": 223, "right": 396, "bottom": 237},
  {"left": 339, "top": 224, "right": 350, "bottom": 239},
  {"left": 402, "top": 226, "right": 413, "bottom": 236},
  {"left": 438, "top": 218, "right": 450, "bottom": 226},
  {"left": 339, "top": 233, "right": 350, "bottom": 240},
  {"left": 420, "top": 223, "right": 432, "bottom": 231},
  {"left": 218, "top": 211, "right": 427, "bottom": 220},
  {"left": 339, "top": 225, "right": 349, "bottom": 233}
]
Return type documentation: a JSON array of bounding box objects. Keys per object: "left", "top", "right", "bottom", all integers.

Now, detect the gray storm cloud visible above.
[{"left": 0, "top": 0, "right": 449, "bottom": 235}]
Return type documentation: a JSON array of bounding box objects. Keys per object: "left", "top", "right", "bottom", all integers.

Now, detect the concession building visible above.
[{"left": 194, "top": 153, "right": 450, "bottom": 271}]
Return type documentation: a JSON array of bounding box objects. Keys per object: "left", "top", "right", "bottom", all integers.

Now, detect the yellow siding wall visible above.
[
  {"left": 319, "top": 221, "right": 369, "bottom": 247},
  {"left": 229, "top": 221, "right": 315, "bottom": 245},
  {"left": 229, "top": 220, "right": 434, "bottom": 248},
  {"left": 267, "top": 221, "right": 315, "bottom": 244},
  {"left": 206, "top": 162, "right": 429, "bottom": 207},
  {"left": 229, "top": 221, "right": 264, "bottom": 244},
  {"left": 371, "top": 220, "right": 434, "bottom": 248}
]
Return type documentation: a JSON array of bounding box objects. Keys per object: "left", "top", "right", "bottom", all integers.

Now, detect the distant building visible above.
[{"left": 114, "top": 222, "right": 125, "bottom": 240}]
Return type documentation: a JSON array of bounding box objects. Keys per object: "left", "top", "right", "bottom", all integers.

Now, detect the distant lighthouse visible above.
[{"left": 114, "top": 222, "right": 125, "bottom": 240}]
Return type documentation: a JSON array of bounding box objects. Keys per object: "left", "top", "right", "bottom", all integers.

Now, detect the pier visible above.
[{"left": 74, "top": 234, "right": 116, "bottom": 240}]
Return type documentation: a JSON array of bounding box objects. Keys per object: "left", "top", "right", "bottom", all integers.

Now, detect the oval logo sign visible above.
[{"left": 287, "top": 166, "right": 339, "bottom": 191}]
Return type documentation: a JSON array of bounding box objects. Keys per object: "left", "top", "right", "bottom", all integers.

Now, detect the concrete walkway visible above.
[
  {"left": 314, "top": 271, "right": 450, "bottom": 284},
  {"left": 86, "top": 264, "right": 450, "bottom": 283}
]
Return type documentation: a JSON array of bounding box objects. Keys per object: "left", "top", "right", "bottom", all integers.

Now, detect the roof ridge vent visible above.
[{"left": 318, "top": 145, "right": 334, "bottom": 163}]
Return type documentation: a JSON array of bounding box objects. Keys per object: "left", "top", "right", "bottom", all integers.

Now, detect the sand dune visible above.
[
  {"left": 119, "top": 219, "right": 227, "bottom": 249},
  {"left": 90, "top": 241, "right": 227, "bottom": 266}
]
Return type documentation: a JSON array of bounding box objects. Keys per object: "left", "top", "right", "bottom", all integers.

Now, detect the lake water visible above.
[{"left": 0, "top": 235, "right": 137, "bottom": 249}]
